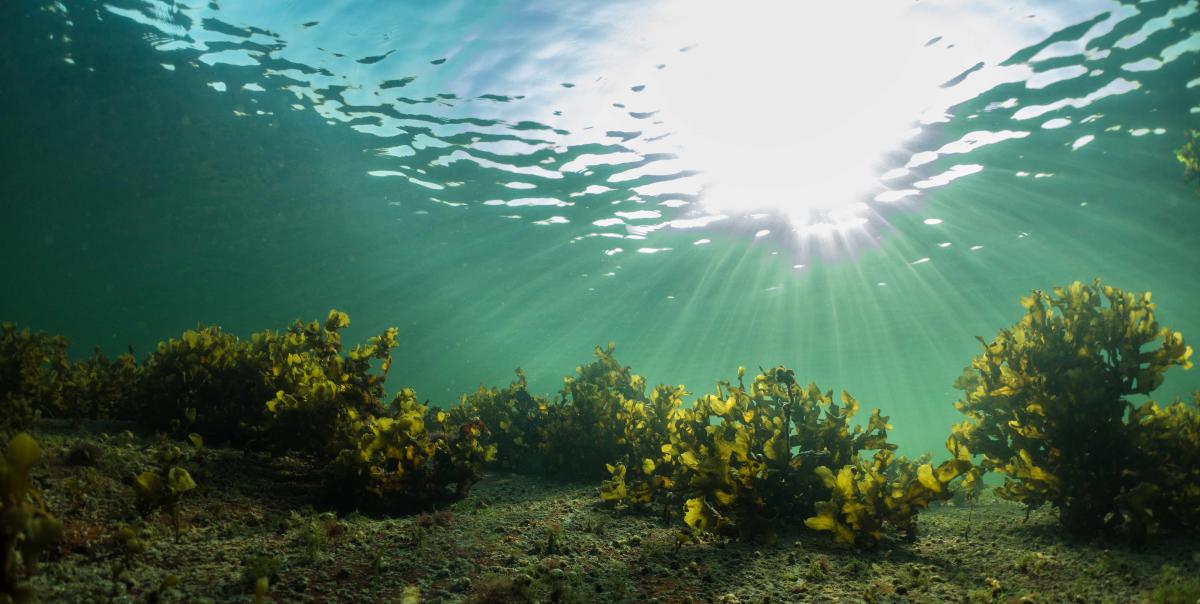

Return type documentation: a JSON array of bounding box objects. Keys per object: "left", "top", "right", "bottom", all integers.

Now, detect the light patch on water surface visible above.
[
  {"left": 1012, "top": 78, "right": 1141, "bottom": 120},
  {"left": 1071, "top": 135, "right": 1096, "bottom": 150},
  {"left": 614, "top": 210, "right": 661, "bottom": 220},
  {"left": 875, "top": 189, "right": 920, "bottom": 203},
  {"left": 914, "top": 164, "right": 983, "bottom": 189}
]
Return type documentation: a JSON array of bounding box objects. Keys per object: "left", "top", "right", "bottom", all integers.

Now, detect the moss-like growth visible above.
[
  {"left": 1, "top": 433, "right": 64, "bottom": 603},
  {"left": 0, "top": 323, "right": 71, "bottom": 432},
  {"left": 951, "top": 280, "right": 1195, "bottom": 541}
]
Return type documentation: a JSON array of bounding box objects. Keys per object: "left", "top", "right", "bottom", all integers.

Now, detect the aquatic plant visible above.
[
  {"left": 324, "top": 389, "right": 495, "bottom": 510},
  {"left": 1, "top": 433, "right": 64, "bottom": 604},
  {"left": 448, "top": 368, "right": 551, "bottom": 473},
  {"left": 598, "top": 382, "right": 687, "bottom": 511},
  {"left": 61, "top": 348, "right": 142, "bottom": 421},
  {"left": 603, "top": 365, "right": 907, "bottom": 542},
  {"left": 0, "top": 323, "right": 71, "bottom": 432},
  {"left": 132, "top": 445, "right": 196, "bottom": 540},
  {"left": 950, "top": 280, "right": 1195, "bottom": 541},
  {"left": 1120, "top": 394, "right": 1200, "bottom": 539},
  {"left": 1177, "top": 129, "right": 1199, "bottom": 192},
  {"left": 544, "top": 343, "right": 653, "bottom": 478},
  {"left": 135, "top": 324, "right": 268, "bottom": 444},
  {"left": 137, "top": 310, "right": 397, "bottom": 453},
  {"left": 458, "top": 343, "right": 664, "bottom": 480},
  {"left": 804, "top": 437, "right": 973, "bottom": 547},
  {"left": 255, "top": 311, "right": 398, "bottom": 455}
]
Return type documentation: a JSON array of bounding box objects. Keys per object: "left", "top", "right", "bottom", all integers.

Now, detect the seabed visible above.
[{"left": 23, "top": 422, "right": 1199, "bottom": 604}]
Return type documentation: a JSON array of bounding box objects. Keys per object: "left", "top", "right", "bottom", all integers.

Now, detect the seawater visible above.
[{"left": 1, "top": 0, "right": 1198, "bottom": 456}]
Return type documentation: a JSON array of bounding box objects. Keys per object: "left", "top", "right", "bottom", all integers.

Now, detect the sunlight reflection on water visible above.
[{"left": 79, "top": 0, "right": 1200, "bottom": 262}]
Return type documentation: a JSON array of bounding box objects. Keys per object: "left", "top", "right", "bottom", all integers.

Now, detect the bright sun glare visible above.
[{"left": 600, "top": 0, "right": 1091, "bottom": 235}]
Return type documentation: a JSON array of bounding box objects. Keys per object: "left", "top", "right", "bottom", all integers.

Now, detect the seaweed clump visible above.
[
  {"left": 448, "top": 369, "right": 551, "bottom": 474},
  {"left": 601, "top": 365, "right": 970, "bottom": 544},
  {"left": 0, "top": 324, "right": 71, "bottom": 433},
  {"left": 136, "top": 310, "right": 398, "bottom": 452},
  {"left": 0, "top": 323, "right": 143, "bottom": 429},
  {"left": 1177, "top": 129, "right": 1199, "bottom": 193},
  {"left": 452, "top": 343, "right": 666, "bottom": 480},
  {"left": 544, "top": 343, "right": 654, "bottom": 479},
  {"left": 1, "top": 433, "right": 63, "bottom": 603},
  {"left": 804, "top": 437, "right": 973, "bottom": 547},
  {"left": 950, "top": 280, "right": 1196, "bottom": 542},
  {"left": 325, "top": 389, "right": 496, "bottom": 510},
  {"left": 2, "top": 310, "right": 495, "bottom": 513}
]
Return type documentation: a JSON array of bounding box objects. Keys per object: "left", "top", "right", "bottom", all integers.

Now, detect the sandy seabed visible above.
[{"left": 17, "top": 422, "right": 1200, "bottom": 603}]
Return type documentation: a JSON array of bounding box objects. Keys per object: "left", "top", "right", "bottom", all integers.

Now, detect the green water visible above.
[{"left": 2, "top": 0, "right": 1198, "bottom": 457}]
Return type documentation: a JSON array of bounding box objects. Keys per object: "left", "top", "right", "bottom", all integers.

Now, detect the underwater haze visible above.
[{"left": 2, "top": 0, "right": 1199, "bottom": 457}]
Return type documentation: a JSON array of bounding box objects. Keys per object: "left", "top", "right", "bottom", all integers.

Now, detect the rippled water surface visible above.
[{"left": 3, "top": 0, "right": 1198, "bottom": 453}]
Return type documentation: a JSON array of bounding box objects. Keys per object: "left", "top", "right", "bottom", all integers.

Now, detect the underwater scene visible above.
[{"left": 2, "top": 0, "right": 1200, "bottom": 602}]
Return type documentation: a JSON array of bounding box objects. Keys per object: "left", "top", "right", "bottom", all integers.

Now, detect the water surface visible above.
[{"left": 2, "top": 0, "right": 1198, "bottom": 454}]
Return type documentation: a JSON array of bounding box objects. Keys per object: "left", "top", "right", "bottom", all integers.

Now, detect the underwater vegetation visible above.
[
  {"left": 951, "top": 280, "right": 1197, "bottom": 543},
  {"left": 137, "top": 310, "right": 398, "bottom": 453},
  {"left": 593, "top": 365, "right": 971, "bottom": 546},
  {"left": 132, "top": 444, "right": 196, "bottom": 541},
  {"left": 0, "top": 433, "right": 63, "bottom": 604},
  {"left": 448, "top": 369, "right": 552, "bottom": 475},
  {"left": 326, "top": 389, "right": 496, "bottom": 510},
  {"left": 2, "top": 312, "right": 493, "bottom": 517},
  {"left": 0, "top": 278, "right": 1196, "bottom": 602},
  {"left": 1179, "top": 129, "right": 1200, "bottom": 193},
  {"left": 0, "top": 324, "right": 71, "bottom": 433},
  {"left": 451, "top": 351, "right": 973, "bottom": 546}
]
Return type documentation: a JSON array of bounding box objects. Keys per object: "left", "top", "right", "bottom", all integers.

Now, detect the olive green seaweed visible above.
[
  {"left": 0, "top": 324, "right": 71, "bottom": 433},
  {"left": 1, "top": 433, "right": 63, "bottom": 604},
  {"left": 600, "top": 365, "right": 943, "bottom": 544},
  {"left": 1177, "top": 129, "right": 1200, "bottom": 193},
  {"left": 950, "top": 279, "right": 1196, "bottom": 542},
  {"left": 132, "top": 445, "right": 196, "bottom": 541}
]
